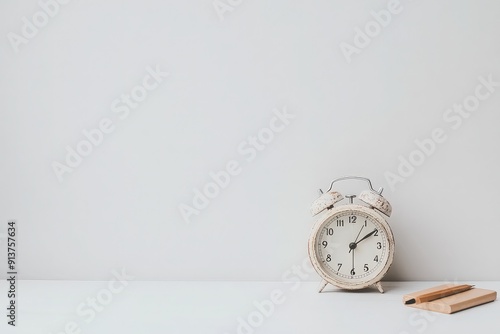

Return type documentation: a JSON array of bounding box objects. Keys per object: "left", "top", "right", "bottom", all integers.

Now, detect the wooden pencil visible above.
[{"left": 405, "top": 284, "right": 474, "bottom": 305}]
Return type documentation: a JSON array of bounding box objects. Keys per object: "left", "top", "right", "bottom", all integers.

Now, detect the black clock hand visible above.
[
  {"left": 349, "top": 225, "right": 364, "bottom": 253},
  {"left": 356, "top": 229, "right": 378, "bottom": 245},
  {"left": 354, "top": 225, "right": 364, "bottom": 243}
]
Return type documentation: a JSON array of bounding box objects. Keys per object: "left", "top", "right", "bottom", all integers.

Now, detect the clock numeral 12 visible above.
[{"left": 349, "top": 216, "right": 357, "bottom": 224}]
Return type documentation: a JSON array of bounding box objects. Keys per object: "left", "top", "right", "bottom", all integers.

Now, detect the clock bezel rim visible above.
[{"left": 308, "top": 204, "right": 395, "bottom": 290}]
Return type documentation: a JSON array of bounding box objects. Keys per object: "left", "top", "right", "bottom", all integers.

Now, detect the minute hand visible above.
[{"left": 355, "top": 229, "right": 378, "bottom": 245}]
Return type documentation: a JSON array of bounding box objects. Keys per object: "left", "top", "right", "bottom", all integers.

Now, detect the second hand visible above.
[{"left": 349, "top": 225, "right": 364, "bottom": 253}]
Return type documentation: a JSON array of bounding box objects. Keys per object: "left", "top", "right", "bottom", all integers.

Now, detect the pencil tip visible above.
[{"left": 405, "top": 299, "right": 416, "bottom": 305}]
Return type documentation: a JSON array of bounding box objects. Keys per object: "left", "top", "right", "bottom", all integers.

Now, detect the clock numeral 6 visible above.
[
  {"left": 350, "top": 268, "right": 355, "bottom": 275},
  {"left": 326, "top": 254, "right": 331, "bottom": 262}
]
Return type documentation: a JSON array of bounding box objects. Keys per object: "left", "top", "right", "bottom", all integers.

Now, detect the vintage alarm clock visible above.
[{"left": 308, "top": 176, "right": 395, "bottom": 293}]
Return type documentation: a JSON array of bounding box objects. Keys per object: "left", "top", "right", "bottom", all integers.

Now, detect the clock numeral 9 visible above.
[
  {"left": 364, "top": 264, "right": 369, "bottom": 272},
  {"left": 377, "top": 242, "right": 382, "bottom": 249},
  {"left": 326, "top": 254, "right": 331, "bottom": 262},
  {"left": 326, "top": 228, "right": 334, "bottom": 235},
  {"left": 348, "top": 216, "right": 357, "bottom": 224},
  {"left": 322, "top": 241, "right": 328, "bottom": 248}
]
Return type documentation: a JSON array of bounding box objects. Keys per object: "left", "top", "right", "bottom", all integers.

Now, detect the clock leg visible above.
[
  {"left": 375, "top": 282, "right": 384, "bottom": 293},
  {"left": 318, "top": 279, "right": 329, "bottom": 293}
]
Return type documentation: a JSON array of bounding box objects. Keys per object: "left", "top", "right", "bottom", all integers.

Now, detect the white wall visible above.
[{"left": 1, "top": 0, "right": 499, "bottom": 281}]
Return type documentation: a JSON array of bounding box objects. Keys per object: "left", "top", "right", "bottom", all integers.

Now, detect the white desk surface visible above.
[{"left": 0, "top": 281, "right": 498, "bottom": 334}]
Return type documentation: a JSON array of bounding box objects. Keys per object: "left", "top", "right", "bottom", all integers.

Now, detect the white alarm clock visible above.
[{"left": 308, "top": 176, "right": 395, "bottom": 293}]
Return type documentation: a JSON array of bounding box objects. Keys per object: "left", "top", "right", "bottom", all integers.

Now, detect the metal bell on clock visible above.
[
  {"left": 310, "top": 191, "right": 344, "bottom": 216},
  {"left": 359, "top": 190, "right": 392, "bottom": 217}
]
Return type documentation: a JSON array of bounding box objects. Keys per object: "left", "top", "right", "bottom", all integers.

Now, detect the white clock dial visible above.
[
  {"left": 309, "top": 205, "right": 394, "bottom": 289},
  {"left": 316, "top": 211, "right": 386, "bottom": 282}
]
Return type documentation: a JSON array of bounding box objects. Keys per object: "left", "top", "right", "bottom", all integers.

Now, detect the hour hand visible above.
[{"left": 356, "top": 229, "right": 378, "bottom": 245}]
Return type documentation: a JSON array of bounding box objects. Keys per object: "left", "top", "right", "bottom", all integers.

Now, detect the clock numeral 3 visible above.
[{"left": 377, "top": 242, "right": 382, "bottom": 249}]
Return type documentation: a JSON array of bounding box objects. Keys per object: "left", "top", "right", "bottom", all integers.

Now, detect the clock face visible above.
[{"left": 310, "top": 206, "right": 394, "bottom": 288}]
